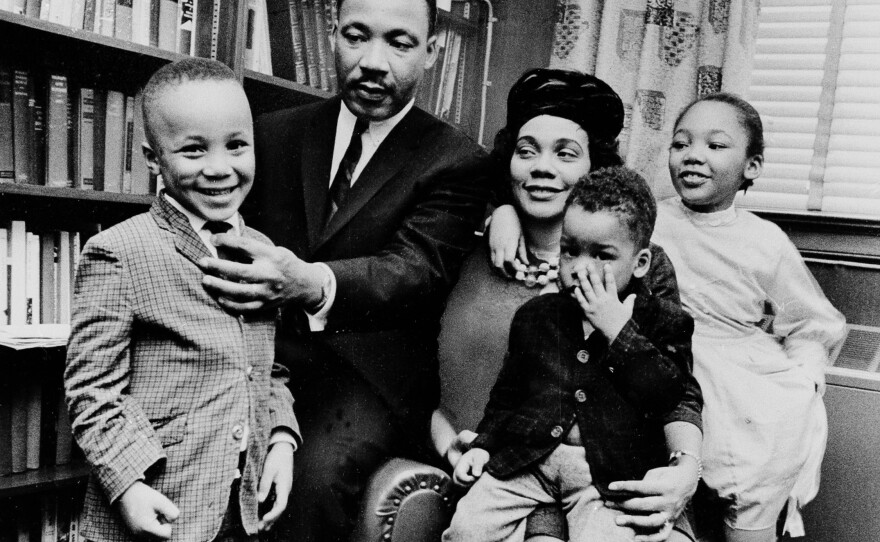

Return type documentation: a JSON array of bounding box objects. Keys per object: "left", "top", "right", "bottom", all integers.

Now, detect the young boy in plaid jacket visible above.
[
  {"left": 444, "top": 167, "right": 703, "bottom": 542},
  {"left": 64, "top": 58, "right": 299, "bottom": 542}
]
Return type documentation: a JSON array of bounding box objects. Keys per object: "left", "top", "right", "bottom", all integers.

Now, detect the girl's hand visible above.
[
  {"left": 452, "top": 448, "right": 490, "bottom": 487},
  {"left": 604, "top": 459, "right": 700, "bottom": 542},
  {"left": 572, "top": 261, "right": 634, "bottom": 342},
  {"left": 487, "top": 205, "right": 527, "bottom": 277}
]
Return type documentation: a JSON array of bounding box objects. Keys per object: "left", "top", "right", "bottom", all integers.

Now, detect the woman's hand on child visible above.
[
  {"left": 604, "top": 461, "right": 699, "bottom": 542},
  {"left": 199, "top": 235, "right": 325, "bottom": 312},
  {"left": 572, "top": 261, "right": 635, "bottom": 342},
  {"left": 487, "top": 204, "right": 528, "bottom": 277},
  {"left": 452, "top": 448, "right": 490, "bottom": 487},
  {"left": 116, "top": 481, "right": 180, "bottom": 541},
  {"left": 445, "top": 430, "right": 478, "bottom": 469},
  {"left": 258, "top": 441, "right": 295, "bottom": 532}
]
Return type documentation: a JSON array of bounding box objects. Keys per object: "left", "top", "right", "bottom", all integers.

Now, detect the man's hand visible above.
[
  {"left": 604, "top": 459, "right": 700, "bottom": 542},
  {"left": 116, "top": 481, "right": 180, "bottom": 541},
  {"left": 258, "top": 442, "right": 295, "bottom": 532},
  {"left": 571, "top": 261, "right": 634, "bottom": 343},
  {"left": 452, "top": 447, "right": 490, "bottom": 487},
  {"left": 199, "top": 234, "right": 325, "bottom": 313}
]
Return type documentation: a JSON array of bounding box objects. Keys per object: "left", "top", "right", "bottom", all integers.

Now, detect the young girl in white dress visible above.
[{"left": 652, "top": 93, "right": 846, "bottom": 542}]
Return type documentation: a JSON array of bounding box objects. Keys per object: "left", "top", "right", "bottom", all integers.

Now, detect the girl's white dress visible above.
[{"left": 653, "top": 198, "right": 846, "bottom": 536}]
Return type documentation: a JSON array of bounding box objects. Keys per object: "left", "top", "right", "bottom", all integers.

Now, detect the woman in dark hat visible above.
[{"left": 435, "top": 68, "right": 701, "bottom": 541}]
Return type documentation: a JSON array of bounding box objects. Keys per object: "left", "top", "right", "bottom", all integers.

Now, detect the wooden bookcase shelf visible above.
[
  {"left": 0, "top": 463, "right": 89, "bottom": 499},
  {"left": 0, "top": 184, "right": 153, "bottom": 230},
  {"left": 243, "top": 69, "right": 330, "bottom": 115}
]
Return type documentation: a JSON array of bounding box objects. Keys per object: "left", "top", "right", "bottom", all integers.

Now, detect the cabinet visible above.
[{"left": 0, "top": 1, "right": 489, "bottom": 538}]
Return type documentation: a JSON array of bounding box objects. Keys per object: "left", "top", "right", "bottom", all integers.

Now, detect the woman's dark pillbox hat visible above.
[{"left": 505, "top": 68, "right": 624, "bottom": 140}]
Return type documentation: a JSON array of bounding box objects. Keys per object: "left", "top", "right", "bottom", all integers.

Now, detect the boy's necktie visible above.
[
  {"left": 203, "top": 220, "right": 235, "bottom": 261},
  {"left": 327, "top": 118, "right": 369, "bottom": 224}
]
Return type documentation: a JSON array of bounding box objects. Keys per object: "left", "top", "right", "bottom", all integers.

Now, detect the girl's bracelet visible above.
[{"left": 669, "top": 449, "right": 702, "bottom": 481}]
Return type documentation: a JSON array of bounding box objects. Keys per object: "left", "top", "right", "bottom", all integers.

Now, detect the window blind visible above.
[{"left": 740, "top": 0, "right": 880, "bottom": 219}]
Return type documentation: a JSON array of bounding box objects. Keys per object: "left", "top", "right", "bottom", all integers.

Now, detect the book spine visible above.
[
  {"left": 0, "top": 227, "right": 7, "bottom": 326},
  {"left": 8, "top": 220, "right": 26, "bottom": 326},
  {"left": 177, "top": 0, "right": 195, "bottom": 55},
  {"left": 158, "top": 0, "right": 178, "bottom": 52},
  {"left": 82, "top": 0, "right": 96, "bottom": 32},
  {"left": 97, "top": 0, "right": 115, "bottom": 36},
  {"left": 76, "top": 88, "right": 95, "bottom": 190},
  {"left": 66, "top": 89, "right": 76, "bottom": 189},
  {"left": 131, "top": 0, "right": 149, "bottom": 44},
  {"left": 25, "top": 0, "right": 41, "bottom": 18},
  {"left": 26, "top": 231, "right": 40, "bottom": 325},
  {"left": 244, "top": 0, "right": 256, "bottom": 69},
  {"left": 130, "top": 91, "right": 150, "bottom": 194},
  {"left": 31, "top": 77, "right": 46, "bottom": 186},
  {"left": 91, "top": 88, "right": 105, "bottom": 191},
  {"left": 298, "top": 0, "right": 319, "bottom": 87},
  {"left": 193, "top": 0, "right": 214, "bottom": 58},
  {"left": 12, "top": 70, "right": 33, "bottom": 184},
  {"left": 39, "top": 232, "right": 57, "bottom": 323},
  {"left": 0, "top": 342, "right": 11, "bottom": 476},
  {"left": 0, "top": 67, "right": 14, "bottom": 183},
  {"left": 57, "top": 231, "right": 71, "bottom": 324},
  {"left": 255, "top": 0, "right": 273, "bottom": 75},
  {"left": 310, "top": 0, "right": 329, "bottom": 90},
  {"left": 46, "top": 74, "right": 71, "bottom": 188},
  {"left": 39, "top": 0, "right": 49, "bottom": 20},
  {"left": 55, "top": 382, "right": 74, "bottom": 465},
  {"left": 288, "top": 0, "right": 307, "bottom": 83},
  {"left": 12, "top": 0, "right": 24, "bottom": 14},
  {"left": 102, "top": 90, "right": 124, "bottom": 193},
  {"left": 70, "top": 0, "right": 86, "bottom": 29},
  {"left": 115, "top": 0, "right": 133, "bottom": 41},
  {"left": 321, "top": 0, "right": 337, "bottom": 93},
  {"left": 122, "top": 94, "right": 134, "bottom": 193},
  {"left": 39, "top": 494, "right": 56, "bottom": 542},
  {"left": 10, "top": 366, "right": 28, "bottom": 473},
  {"left": 47, "top": 0, "right": 71, "bottom": 25},
  {"left": 149, "top": 0, "right": 160, "bottom": 47}
]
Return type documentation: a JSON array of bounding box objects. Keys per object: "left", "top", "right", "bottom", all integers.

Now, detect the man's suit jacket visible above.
[
  {"left": 246, "top": 96, "right": 489, "bottom": 427},
  {"left": 65, "top": 196, "right": 299, "bottom": 542},
  {"left": 473, "top": 284, "right": 702, "bottom": 497}
]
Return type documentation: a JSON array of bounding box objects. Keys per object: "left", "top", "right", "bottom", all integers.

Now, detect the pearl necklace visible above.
[{"left": 513, "top": 254, "right": 560, "bottom": 288}]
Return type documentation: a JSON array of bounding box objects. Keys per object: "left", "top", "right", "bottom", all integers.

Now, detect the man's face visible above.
[{"left": 333, "top": 0, "right": 438, "bottom": 121}]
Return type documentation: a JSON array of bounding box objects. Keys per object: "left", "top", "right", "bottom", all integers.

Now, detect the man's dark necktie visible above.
[
  {"left": 203, "top": 220, "right": 235, "bottom": 261},
  {"left": 327, "top": 118, "right": 369, "bottom": 223}
]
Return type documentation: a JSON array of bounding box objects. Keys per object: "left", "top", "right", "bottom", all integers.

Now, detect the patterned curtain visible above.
[{"left": 550, "top": 0, "right": 759, "bottom": 199}]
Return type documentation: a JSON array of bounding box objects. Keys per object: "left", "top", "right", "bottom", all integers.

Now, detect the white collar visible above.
[
  {"left": 163, "top": 192, "right": 241, "bottom": 236},
  {"left": 677, "top": 198, "right": 738, "bottom": 227},
  {"left": 338, "top": 99, "right": 415, "bottom": 148}
]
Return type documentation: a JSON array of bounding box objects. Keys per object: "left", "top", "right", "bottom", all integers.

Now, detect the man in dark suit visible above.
[{"left": 199, "top": 0, "right": 489, "bottom": 539}]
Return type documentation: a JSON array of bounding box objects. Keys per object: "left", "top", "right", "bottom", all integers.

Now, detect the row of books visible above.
[
  {"left": 417, "top": 16, "right": 475, "bottom": 127},
  {"left": 265, "top": 0, "right": 338, "bottom": 92},
  {"left": 0, "top": 351, "right": 79, "bottom": 477},
  {"left": 0, "top": 490, "right": 83, "bottom": 541},
  {"left": 0, "top": 0, "right": 237, "bottom": 61},
  {"left": 0, "top": 68, "right": 154, "bottom": 193},
  {"left": 1, "top": 222, "right": 83, "bottom": 327}
]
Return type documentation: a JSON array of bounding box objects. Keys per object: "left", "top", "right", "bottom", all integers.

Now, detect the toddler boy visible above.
[
  {"left": 64, "top": 58, "right": 299, "bottom": 542},
  {"left": 444, "top": 167, "right": 702, "bottom": 542}
]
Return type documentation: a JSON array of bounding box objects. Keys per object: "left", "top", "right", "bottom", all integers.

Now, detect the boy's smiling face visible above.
[{"left": 144, "top": 79, "right": 255, "bottom": 221}]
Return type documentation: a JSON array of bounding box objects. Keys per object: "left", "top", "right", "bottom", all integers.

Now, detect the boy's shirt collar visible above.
[{"left": 162, "top": 191, "right": 241, "bottom": 256}]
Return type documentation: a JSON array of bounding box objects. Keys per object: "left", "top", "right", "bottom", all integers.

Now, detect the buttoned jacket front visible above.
[{"left": 473, "top": 286, "right": 702, "bottom": 497}]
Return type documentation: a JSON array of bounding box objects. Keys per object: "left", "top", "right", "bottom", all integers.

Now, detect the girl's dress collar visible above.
[{"left": 678, "top": 198, "right": 738, "bottom": 227}]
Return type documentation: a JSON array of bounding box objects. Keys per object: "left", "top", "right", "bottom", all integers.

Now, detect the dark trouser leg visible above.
[{"left": 273, "top": 365, "right": 401, "bottom": 542}]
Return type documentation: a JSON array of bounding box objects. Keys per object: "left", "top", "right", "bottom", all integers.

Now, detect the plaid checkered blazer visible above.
[{"left": 64, "top": 195, "right": 299, "bottom": 542}]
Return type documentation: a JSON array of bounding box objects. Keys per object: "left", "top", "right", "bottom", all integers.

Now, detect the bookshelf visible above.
[{"left": 0, "top": 1, "right": 490, "bottom": 539}]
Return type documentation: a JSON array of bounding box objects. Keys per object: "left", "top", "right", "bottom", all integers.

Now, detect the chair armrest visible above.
[{"left": 351, "top": 457, "right": 456, "bottom": 542}]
